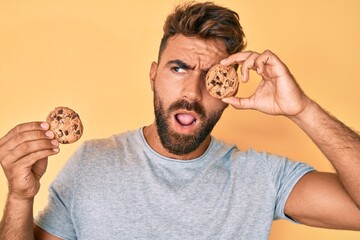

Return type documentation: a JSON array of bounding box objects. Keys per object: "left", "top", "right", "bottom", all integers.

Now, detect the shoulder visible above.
[
  {"left": 81, "top": 128, "right": 141, "bottom": 153},
  {"left": 212, "top": 137, "right": 312, "bottom": 177},
  {"left": 60, "top": 129, "right": 143, "bottom": 177},
  {"left": 210, "top": 137, "right": 271, "bottom": 165},
  {"left": 66, "top": 128, "right": 142, "bottom": 168}
]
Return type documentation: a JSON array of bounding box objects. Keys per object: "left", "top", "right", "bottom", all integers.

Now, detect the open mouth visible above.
[{"left": 175, "top": 113, "right": 197, "bottom": 127}]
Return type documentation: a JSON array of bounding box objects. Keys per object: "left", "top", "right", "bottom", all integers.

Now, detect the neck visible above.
[{"left": 143, "top": 123, "right": 211, "bottom": 160}]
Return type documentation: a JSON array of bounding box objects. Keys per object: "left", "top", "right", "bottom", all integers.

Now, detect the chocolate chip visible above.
[
  {"left": 56, "top": 116, "right": 62, "bottom": 121},
  {"left": 58, "top": 129, "right": 63, "bottom": 137},
  {"left": 58, "top": 109, "right": 63, "bottom": 114},
  {"left": 76, "top": 130, "right": 81, "bottom": 135},
  {"left": 64, "top": 130, "right": 69, "bottom": 136}
]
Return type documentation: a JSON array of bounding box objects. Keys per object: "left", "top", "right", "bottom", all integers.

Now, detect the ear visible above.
[{"left": 149, "top": 61, "right": 158, "bottom": 92}]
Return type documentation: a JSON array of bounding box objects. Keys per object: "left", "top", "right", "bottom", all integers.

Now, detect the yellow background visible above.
[{"left": 1, "top": 0, "right": 359, "bottom": 239}]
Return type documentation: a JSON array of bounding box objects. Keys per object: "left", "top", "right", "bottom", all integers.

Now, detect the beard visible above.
[{"left": 153, "top": 88, "right": 225, "bottom": 156}]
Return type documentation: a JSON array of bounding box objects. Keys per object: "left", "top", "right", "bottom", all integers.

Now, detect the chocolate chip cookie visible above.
[
  {"left": 46, "top": 106, "right": 83, "bottom": 144},
  {"left": 206, "top": 64, "right": 239, "bottom": 99}
]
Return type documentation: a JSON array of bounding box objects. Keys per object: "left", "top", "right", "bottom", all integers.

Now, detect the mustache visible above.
[{"left": 168, "top": 100, "right": 206, "bottom": 119}]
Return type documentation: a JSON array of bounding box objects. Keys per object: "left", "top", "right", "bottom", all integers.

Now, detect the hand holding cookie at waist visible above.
[{"left": 46, "top": 106, "right": 83, "bottom": 144}]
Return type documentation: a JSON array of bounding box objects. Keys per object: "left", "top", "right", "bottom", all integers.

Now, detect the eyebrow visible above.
[{"left": 166, "top": 59, "right": 194, "bottom": 70}]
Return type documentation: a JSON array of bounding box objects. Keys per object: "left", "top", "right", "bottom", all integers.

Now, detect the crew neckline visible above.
[{"left": 138, "top": 127, "right": 215, "bottom": 163}]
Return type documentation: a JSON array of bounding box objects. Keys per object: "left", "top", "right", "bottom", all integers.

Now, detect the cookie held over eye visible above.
[
  {"left": 206, "top": 64, "right": 239, "bottom": 99},
  {"left": 46, "top": 106, "right": 83, "bottom": 144}
]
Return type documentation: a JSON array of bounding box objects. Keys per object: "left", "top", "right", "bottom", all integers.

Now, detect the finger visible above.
[
  {"left": 240, "top": 52, "right": 260, "bottom": 83},
  {"left": 222, "top": 96, "right": 255, "bottom": 110},
  {"left": 221, "top": 51, "right": 261, "bottom": 83},
  {"left": 0, "top": 122, "right": 50, "bottom": 146},
  {"left": 19, "top": 148, "right": 58, "bottom": 170},
  {"left": 6, "top": 129, "right": 55, "bottom": 152},
  {"left": 1, "top": 150, "right": 58, "bottom": 182},
  {"left": 0, "top": 129, "right": 55, "bottom": 162},
  {"left": 2, "top": 148, "right": 58, "bottom": 178},
  {"left": 254, "top": 50, "right": 280, "bottom": 75},
  {"left": 32, "top": 157, "right": 49, "bottom": 180},
  {"left": 1, "top": 139, "right": 59, "bottom": 167},
  {"left": 220, "top": 51, "right": 253, "bottom": 66},
  {"left": 254, "top": 50, "right": 289, "bottom": 77},
  {"left": 254, "top": 52, "right": 271, "bottom": 76}
]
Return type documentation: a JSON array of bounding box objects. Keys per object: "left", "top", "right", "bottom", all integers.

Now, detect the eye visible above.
[{"left": 172, "top": 66, "right": 187, "bottom": 74}]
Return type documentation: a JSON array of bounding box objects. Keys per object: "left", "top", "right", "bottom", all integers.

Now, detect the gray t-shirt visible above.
[{"left": 35, "top": 128, "right": 314, "bottom": 240}]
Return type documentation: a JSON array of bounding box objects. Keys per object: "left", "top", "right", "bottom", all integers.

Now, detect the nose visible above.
[{"left": 181, "top": 71, "right": 203, "bottom": 102}]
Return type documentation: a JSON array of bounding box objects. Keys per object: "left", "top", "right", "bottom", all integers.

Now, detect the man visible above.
[{"left": 0, "top": 2, "right": 359, "bottom": 239}]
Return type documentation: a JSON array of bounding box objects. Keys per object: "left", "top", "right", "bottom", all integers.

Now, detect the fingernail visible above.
[
  {"left": 40, "top": 122, "right": 49, "bottom": 129},
  {"left": 220, "top": 58, "right": 228, "bottom": 63},
  {"left": 53, "top": 148, "right": 60, "bottom": 153},
  {"left": 51, "top": 140, "right": 59, "bottom": 146},
  {"left": 45, "top": 130, "right": 54, "bottom": 138}
]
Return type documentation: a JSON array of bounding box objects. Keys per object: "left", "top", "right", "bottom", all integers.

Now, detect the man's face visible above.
[{"left": 150, "top": 34, "right": 229, "bottom": 156}]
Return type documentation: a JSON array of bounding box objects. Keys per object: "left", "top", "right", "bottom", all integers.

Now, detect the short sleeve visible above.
[
  {"left": 268, "top": 154, "right": 315, "bottom": 222},
  {"left": 34, "top": 143, "right": 85, "bottom": 239}
]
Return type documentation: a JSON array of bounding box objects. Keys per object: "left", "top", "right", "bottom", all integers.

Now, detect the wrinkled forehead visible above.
[{"left": 160, "top": 34, "right": 228, "bottom": 69}]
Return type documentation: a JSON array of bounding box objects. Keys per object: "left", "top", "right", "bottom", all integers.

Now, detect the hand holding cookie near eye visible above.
[
  {"left": 206, "top": 64, "right": 239, "bottom": 99},
  {"left": 46, "top": 106, "right": 83, "bottom": 144}
]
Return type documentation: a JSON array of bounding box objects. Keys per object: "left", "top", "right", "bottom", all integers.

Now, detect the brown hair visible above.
[{"left": 158, "top": 1, "right": 246, "bottom": 61}]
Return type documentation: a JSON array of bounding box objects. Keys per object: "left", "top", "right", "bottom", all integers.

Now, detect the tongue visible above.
[{"left": 176, "top": 113, "right": 196, "bottom": 126}]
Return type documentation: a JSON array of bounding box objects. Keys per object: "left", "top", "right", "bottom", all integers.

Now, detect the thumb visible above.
[
  {"left": 222, "top": 97, "right": 255, "bottom": 110},
  {"left": 32, "top": 157, "right": 49, "bottom": 180}
]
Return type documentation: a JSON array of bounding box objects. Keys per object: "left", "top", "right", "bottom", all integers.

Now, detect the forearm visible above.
[
  {"left": 0, "top": 195, "right": 35, "bottom": 240},
  {"left": 290, "top": 99, "right": 360, "bottom": 207}
]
